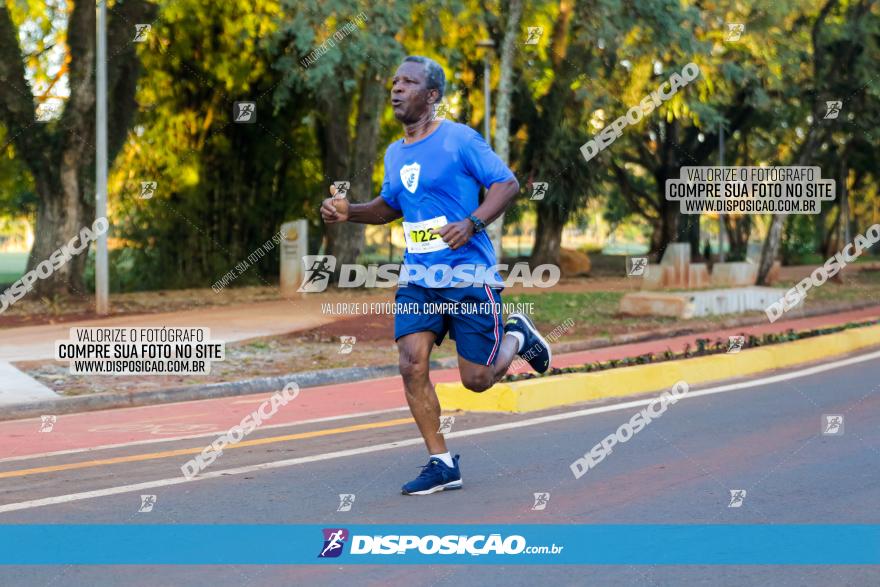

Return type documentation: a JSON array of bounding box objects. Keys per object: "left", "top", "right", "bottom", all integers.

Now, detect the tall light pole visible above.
[
  {"left": 95, "top": 1, "right": 109, "bottom": 314},
  {"left": 476, "top": 38, "right": 501, "bottom": 259},
  {"left": 476, "top": 39, "right": 494, "bottom": 142}
]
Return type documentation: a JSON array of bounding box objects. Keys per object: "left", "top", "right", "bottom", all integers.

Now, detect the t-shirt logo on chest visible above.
[{"left": 400, "top": 162, "right": 421, "bottom": 194}]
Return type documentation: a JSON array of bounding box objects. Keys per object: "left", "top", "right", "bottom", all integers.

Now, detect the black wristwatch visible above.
[{"left": 467, "top": 214, "right": 486, "bottom": 233}]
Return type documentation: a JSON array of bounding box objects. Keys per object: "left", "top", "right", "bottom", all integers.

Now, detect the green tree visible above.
[
  {"left": 757, "top": 0, "right": 879, "bottom": 282},
  {"left": 111, "top": 0, "right": 316, "bottom": 290},
  {"left": 272, "top": 1, "right": 412, "bottom": 270},
  {"left": 518, "top": 0, "right": 704, "bottom": 265},
  {"left": 0, "top": 0, "right": 155, "bottom": 295}
]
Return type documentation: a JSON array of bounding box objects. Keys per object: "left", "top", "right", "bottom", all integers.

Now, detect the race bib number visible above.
[{"left": 403, "top": 216, "right": 449, "bottom": 254}]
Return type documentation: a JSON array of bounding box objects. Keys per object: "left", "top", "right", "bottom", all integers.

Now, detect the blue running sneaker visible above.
[
  {"left": 506, "top": 313, "right": 552, "bottom": 373},
  {"left": 401, "top": 455, "right": 462, "bottom": 495}
]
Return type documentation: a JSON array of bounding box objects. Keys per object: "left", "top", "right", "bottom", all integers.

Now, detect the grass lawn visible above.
[
  {"left": 787, "top": 267, "right": 880, "bottom": 303},
  {"left": 505, "top": 290, "right": 680, "bottom": 338},
  {"left": 507, "top": 268, "right": 880, "bottom": 340},
  {"left": 0, "top": 252, "right": 27, "bottom": 284}
]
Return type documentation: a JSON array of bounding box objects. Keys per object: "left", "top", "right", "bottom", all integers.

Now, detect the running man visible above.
[{"left": 320, "top": 56, "right": 551, "bottom": 495}]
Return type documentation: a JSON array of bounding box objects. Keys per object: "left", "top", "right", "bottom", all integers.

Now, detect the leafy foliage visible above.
[{"left": 1, "top": 0, "right": 879, "bottom": 291}]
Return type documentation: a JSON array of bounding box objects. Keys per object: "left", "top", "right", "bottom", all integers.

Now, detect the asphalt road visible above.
[{"left": 1, "top": 351, "right": 878, "bottom": 586}]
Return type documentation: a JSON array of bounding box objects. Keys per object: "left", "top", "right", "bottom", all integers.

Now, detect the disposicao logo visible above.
[
  {"left": 318, "top": 528, "right": 349, "bottom": 558},
  {"left": 316, "top": 530, "right": 563, "bottom": 557}
]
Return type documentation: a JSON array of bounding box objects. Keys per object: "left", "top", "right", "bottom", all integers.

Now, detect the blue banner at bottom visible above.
[{"left": 0, "top": 525, "right": 878, "bottom": 565}]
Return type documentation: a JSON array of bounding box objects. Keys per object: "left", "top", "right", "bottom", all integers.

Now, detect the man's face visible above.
[{"left": 390, "top": 61, "right": 438, "bottom": 123}]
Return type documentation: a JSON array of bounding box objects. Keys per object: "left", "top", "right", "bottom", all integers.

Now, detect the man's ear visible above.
[{"left": 426, "top": 89, "right": 440, "bottom": 106}]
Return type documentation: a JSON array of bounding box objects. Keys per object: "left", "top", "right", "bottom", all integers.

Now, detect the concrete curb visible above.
[
  {"left": 0, "top": 358, "right": 452, "bottom": 422},
  {"left": 436, "top": 323, "right": 880, "bottom": 413}
]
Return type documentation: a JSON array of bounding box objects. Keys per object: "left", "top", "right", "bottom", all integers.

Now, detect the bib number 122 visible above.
[{"left": 409, "top": 229, "right": 440, "bottom": 243}]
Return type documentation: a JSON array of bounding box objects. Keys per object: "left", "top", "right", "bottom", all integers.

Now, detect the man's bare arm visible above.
[
  {"left": 435, "top": 178, "right": 520, "bottom": 250},
  {"left": 349, "top": 197, "right": 403, "bottom": 224},
  {"left": 320, "top": 196, "right": 402, "bottom": 225},
  {"left": 471, "top": 178, "right": 520, "bottom": 225}
]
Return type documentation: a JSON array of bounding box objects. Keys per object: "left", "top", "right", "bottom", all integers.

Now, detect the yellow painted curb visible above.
[{"left": 436, "top": 323, "right": 880, "bottom": 413}]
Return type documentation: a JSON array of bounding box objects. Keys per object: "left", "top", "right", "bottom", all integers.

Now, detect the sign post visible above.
[{"left": 280, "top": 220, "right": 308, "bottom": 296}]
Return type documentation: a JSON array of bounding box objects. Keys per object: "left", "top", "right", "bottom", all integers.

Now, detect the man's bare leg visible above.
[
  {"left": 458, "top": 334, "right": 519, "bottom": 392},
  {"left": 397, "top": 331, "right": 446, "bottom": 454},
  {"left": 456, "top": 333, "right": 520, "bottom": 392}
]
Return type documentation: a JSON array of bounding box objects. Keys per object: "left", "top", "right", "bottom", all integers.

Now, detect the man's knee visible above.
[
  {"left": 462, "top": 371, "right": 493, "bottom": 393},
  {"left": 399, "top": 352, "right": 429, "bottom": 384}
]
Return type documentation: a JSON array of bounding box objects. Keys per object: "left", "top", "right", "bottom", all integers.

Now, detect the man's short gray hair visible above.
[{"left": 402, "top": 55, "right": 446, "bottom": 100}]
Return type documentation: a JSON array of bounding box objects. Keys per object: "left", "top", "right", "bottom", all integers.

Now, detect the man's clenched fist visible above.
[{"left": 320, "top": 184, "right": 349, "bottom": 224}]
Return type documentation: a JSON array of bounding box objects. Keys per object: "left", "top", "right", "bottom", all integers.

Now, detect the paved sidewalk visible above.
[
  {"left": 0, "top": 292, "right": 393, "bottom": 363},
  {"left": 2, "top": 305, "right": 877, "bottom": 460},
  {"left": 0, "top": 292, "right": 392, "bottom": 407},
  {"left": 0, "top": 362, "right": 58, "bottom": 407}
]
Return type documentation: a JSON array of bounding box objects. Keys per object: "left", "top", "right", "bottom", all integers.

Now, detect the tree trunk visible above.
[
  {"left": 318, "top": 81, "right": 353, "bottom": 265},
  {"left": 813, "top": 204, "right": 828, "bottom": 254},
  {"left": 756, "top": 0, "right": 834, "bottom": 284},
  {"left": 321, "top": 68, "right": 383, "bottom": 270},
  {"left": 647, "top": 215, "right": 664, "bottom": 258},
  {"left": 41, "top": 145, "right": 95, "bottom": 296},
  {"left": 757, "top": 136, "right": 822, "bottom": 282},
  {"left": 530, "top": 203, "right": 566, "bottom": 267},
  {"left": 677, "top": 213, "right": 700, "bottom": 261},
  {"left": 823, "top": 204, "right": 841, "bottom": 257},
  {"left": 26, "top": 166, "right": 92, "bottom": 296},
  {"left": 650, "top": 120, "right": 681, "bottom": 260},
  {"left": 723, "top": 215, "right": 752, "bottom": 261},
  {"left": 521, "top": 0, "right": 577, "bottom": 267},
  {"left": 0, "top": 0, "right": 153, "bottom": 299},
  {"left": 651, "top": 197, "right": 680, "bottom": 261},
  {"left": 757, "top": 214, "right": 784, "bottom": 281}
]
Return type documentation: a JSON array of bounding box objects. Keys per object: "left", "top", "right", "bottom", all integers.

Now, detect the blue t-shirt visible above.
[{"left": 380, "top": 121, "right": 515, "bottom": 288}]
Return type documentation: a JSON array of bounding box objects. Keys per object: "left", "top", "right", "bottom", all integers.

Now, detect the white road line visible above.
[
  {"left": 1, "top": 348, "right": 878, "bottom": 514},
  {"left": 0, "top": 407, "right": 411, "bottom": 464}
]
